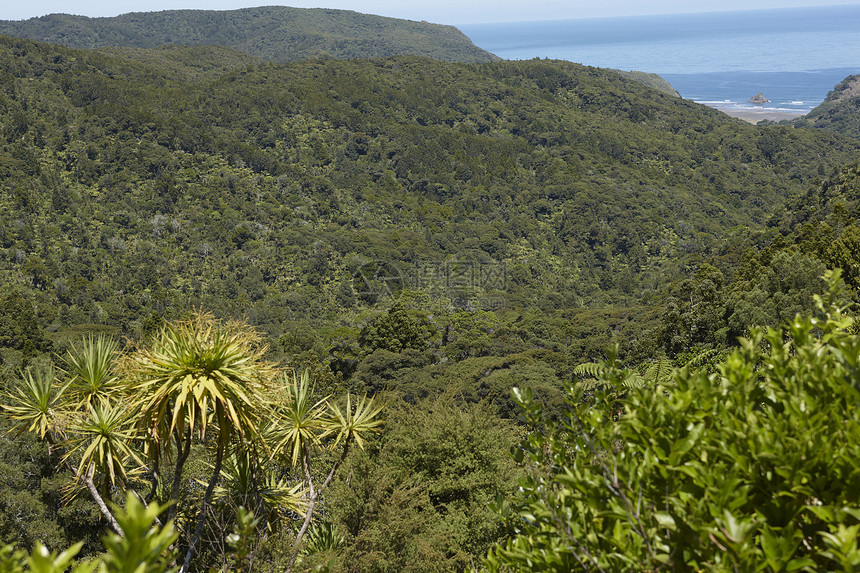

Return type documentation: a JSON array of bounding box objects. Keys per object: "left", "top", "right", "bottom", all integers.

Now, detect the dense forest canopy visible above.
[
  {"left": 1, "top": 35, "right": 859, "bottom": 356},
  {"left": 2, "top": 29, "right": 860, "bottom": 571},
  {"left": 0, "top": 7, "right": 499, "bottom": 63}
]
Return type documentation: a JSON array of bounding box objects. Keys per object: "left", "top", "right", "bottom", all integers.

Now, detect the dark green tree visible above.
[
  {"left": 358, "top": 304, "right": 437, "bottom": 354},
  {"left": 658, "top": 264, "right": 725, "bottom": 354},
  {"left": 0, "top": 289, "right": 52, "bottom": 361}
]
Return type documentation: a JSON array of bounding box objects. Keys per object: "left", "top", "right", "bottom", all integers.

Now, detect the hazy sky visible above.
[{"left": 3, "top": 0, "right": 860, "bottom": 24}]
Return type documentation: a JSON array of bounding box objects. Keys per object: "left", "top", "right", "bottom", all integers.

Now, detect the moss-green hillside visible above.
[
  {"left": 0, "top": 7, "right": 498, "bottom": 63},
  {"left": 614, "top": 69, "right": 680, "bottom": 97}
]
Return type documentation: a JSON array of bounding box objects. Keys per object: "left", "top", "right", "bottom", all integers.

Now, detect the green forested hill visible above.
[
  {"left": 797, "top": 74, "right": 860, "bottom": 138},
  {"left": 93, "top": 44, "right": 264, "bottom": 79},
  {"left": 2, "top": 33, "right": 859, "bottom": 366},
  {"left": 0, "top": 6, "right": 498, "bottom": 63}
]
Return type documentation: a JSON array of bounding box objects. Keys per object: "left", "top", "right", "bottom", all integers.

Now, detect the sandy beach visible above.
[{"left": 715, "top": 107, "right": 807, "bottom": 124}]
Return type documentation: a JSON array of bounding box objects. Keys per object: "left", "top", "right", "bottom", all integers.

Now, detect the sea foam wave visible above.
[{"left": 694, "top": 99, "right": 815, "bottom": 114}]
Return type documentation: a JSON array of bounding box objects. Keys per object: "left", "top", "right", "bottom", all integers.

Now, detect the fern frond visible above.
[
  {"left": 639, "top": 357, "right": 675, "bottom": 386},
  {"left": 684, "top": 349, "right": 722, "bottom": 369},
  {"left": 572, "top": 362, "right": 604, "bottom": 379},
  {"left": 576, "top": 372, "right": 649, "bottom": 390}
]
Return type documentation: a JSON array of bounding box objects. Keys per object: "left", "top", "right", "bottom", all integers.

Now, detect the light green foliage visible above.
[
  {"left": 16, "top": 543, "right": 93, "bottom": 573},
  {"left": 0, "top": 493, "right": 175, "bottom": 573},
  {"left": 98, "top": 495, "right": 177, "bottom": 573},
  {"left": 488, "top": 273, "right": 860, "bottom": 571}
]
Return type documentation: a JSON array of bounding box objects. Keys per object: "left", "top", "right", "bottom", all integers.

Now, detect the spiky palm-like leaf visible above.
[
  {"left": 271, "top": 370, "right": 329, "bottom": 467},
  {"left": 2, "top": 365, "right": 64, "bottom": 439},
  {"left": 256, "top": 476, "right": 306, "bottom": 518},
  {"left": 281, "top": 374, "right": 385, "bottom": 573},
  {"left": 64, "top": 402, "right": 144, "bottom": 487},
  {"left": 210, "top": 450, "right": 307, "bottom": 524},
  {"left": 300, "top": 522, "right": 345, "bottom": 557},
  {"left": 323, "top": 393, "right": 384, "bottom": 451},
  {"left": 123, "top": 312, "right": 275, "bottom": 451},
  {"left": 65, "top": 335, "right": 120, "bottom": 409}
]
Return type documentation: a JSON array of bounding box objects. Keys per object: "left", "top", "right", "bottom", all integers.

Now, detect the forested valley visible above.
[{"left": 2, "top": 29, "right": 860, "bottom": 571}]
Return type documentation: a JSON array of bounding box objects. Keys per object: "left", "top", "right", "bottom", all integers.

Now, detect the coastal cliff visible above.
[
  {"left": 824, "top": 74, "right": 860, "bottom": 104},
  {"left": 799, "top": 74, "right": 860, "bottom": 138},
  {"left": 615, "top": 70, "right": 680, "bottom": 97}
]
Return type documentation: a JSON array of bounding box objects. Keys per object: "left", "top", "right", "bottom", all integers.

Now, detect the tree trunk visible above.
[
  {"left": 83, "top": 463, "right": 124, "bottom": 538},
  {"left": 286, "top": 451, "right": 316, "bottom": 573},
  {"left": 180, "top": 441, "right": 224, "bottom": 573},
  {"left": 169, "top": 430, "right": 192, "bottom": 522},
  {"left": 285, "top": 440, "right": 351, "bottom": 573},
  {"left": 145, "top": 459, "right": 160, "bottom": 503}
]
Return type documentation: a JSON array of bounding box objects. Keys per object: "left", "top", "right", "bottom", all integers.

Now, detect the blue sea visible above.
[{"left": 460, "top": 5, "right": 860, "bottom": 115}]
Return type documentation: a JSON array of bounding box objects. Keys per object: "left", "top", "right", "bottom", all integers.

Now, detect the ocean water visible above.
[{"left": 460, "top": 5, "right": 860, "bottom": 114}]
